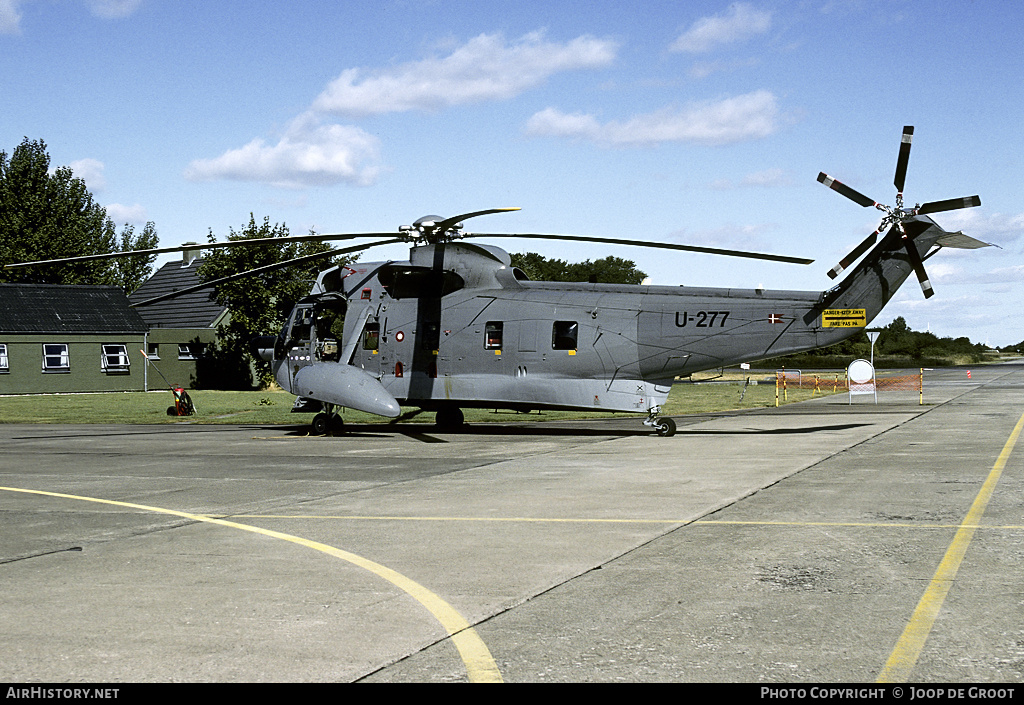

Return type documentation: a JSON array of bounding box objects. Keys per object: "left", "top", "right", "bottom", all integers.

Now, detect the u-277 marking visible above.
[{"left": 675, "top": 311, "right": 730, "bottom": 328}]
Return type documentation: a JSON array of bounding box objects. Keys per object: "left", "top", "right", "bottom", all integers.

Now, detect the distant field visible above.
[{"left": 0, "top": 373, "right": 829, "bottom": 426}]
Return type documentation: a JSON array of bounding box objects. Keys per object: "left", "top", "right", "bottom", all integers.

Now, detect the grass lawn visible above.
[{"left": 0, "top": 372, "right": 832, "bottom": 427}]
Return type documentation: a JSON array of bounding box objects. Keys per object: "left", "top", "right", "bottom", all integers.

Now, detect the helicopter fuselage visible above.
[{"left": 266, "top": 218, "right": 951, "bottom": 422}]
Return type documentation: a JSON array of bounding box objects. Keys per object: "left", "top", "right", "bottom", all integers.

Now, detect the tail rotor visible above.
[{"left": 817, "top": 126, "right": 981, "bottom": 298}]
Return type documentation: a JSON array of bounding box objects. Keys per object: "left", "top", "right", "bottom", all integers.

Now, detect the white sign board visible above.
[{"left": 848, "top": 358, "right": 876, "bottom": 403}]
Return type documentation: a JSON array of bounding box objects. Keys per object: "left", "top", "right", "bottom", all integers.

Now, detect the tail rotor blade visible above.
[
  {"left": 827, "top": 230, "right": 879, "bottom": 279},
  {"left": 916, "top": 195, "right": 981, "bottom": 215},
  {"left": 894, "top": 126, "right": 913, "bottom": 194},
  {"left": 902, "top": 233, "right": 934, "bottom": 299},
  {"left": 817, "top": 172, "right": 878, "bottom": 208}
]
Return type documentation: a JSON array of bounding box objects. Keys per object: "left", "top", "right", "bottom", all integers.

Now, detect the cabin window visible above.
[
  {"left": 484, "top": 322, "right": 503, "bottom": 350},
  {"left": 101, "top": 344, "right": 131, "bottom": 373},
  {"left": 0, "top": 344, "right": 8, "bottom": 373},
  {"left": 146, "top": 343, "right": 160, "bottom": 360},
  {"left": 42, "top": 343, "right": 70, "bottom": 372},
  {"left": 421, "top": 322, "right": 440, "bottom": 351},
  {"left": 552, "top": 321, "right": 578, "bottom": 351},
  {"left": 362, "top": 321, "right": 380, "bottom": 351}
]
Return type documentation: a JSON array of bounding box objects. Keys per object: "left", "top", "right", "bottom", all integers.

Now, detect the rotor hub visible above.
[{"left": 402, "top": 215, "right": 466, "bottom": 244}]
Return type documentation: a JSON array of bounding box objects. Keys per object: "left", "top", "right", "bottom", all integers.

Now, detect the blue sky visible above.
[{"left": 3, "top": 0, "right": 1022, "bottom": 346}]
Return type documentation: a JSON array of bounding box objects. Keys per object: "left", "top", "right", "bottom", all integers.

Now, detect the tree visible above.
[
  {"left": 0, "top": 137, "right": 158, "bottom": 291},
  {"left": 112, "top": 221, "right": 159, "bottom": 294},
  {"left": 510, "top": 252, "right": 647, "bottom": 284},
  {"left": 197, "top": 215, "right": 353, "bottom": 389}
]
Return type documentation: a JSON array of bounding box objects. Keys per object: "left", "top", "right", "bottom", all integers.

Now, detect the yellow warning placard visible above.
[{"left": 822, "top": 308, "right": 867, "bottom": 327}]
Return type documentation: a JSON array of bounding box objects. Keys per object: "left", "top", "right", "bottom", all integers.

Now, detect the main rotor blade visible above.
[
  {"left": 130, "top": 238, "right": 403, "bottom": 307},
  {"left": 433, "top": 208, "right": 521, "bottom": 233},
  {"left": 916, "top": 195, "right": 981, "bottom": 215},
  {"left": 894, "top": 126, "right": 914, "bottom": 194},
  {"left": 469, "top": 233, "right": 813, "bottom": 265},
  {"left": 4, "top": 231, "right": 399, "bottom": 270},
  {"left": 827, "top": 230, "right": 879, "bottom": 279},
  {"left": 901, "top": 232, "right": 934, "bottom": 299},
  {"left": 817, "top": 172, "right": 878, "bottom": 208}
]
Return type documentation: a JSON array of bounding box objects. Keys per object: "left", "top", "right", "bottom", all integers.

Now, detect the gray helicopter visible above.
[{"left": 8, "top": 127, "right": 988, "bottom": 436}]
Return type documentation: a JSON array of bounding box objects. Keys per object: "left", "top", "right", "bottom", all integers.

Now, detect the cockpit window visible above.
[{"left": 289, "top": 306, "right": 314, "bottom": 342}]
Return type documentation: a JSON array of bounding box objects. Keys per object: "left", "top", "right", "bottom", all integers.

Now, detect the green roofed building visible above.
[
  {"left": 128, "top": 255, "right": 228, "bottom": 390},
  {"left": 0, "top": 284, "right": 149, "bottom": 394}
]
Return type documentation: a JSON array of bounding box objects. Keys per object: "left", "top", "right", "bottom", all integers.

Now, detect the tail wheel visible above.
[{"left": 655, "top": 417, "right": 676, "bottom": 437}]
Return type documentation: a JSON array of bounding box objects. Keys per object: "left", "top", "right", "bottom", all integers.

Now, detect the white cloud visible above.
[
  {"left": 312, "top": 31, "right": 618, "bottom": 117},
  {"left": 86, "top": 0, "right": 141, "bottom": 19},
  {"left": 105, "top": 202, "right": 148, "bottom": 224},
  {"left": 713, "top": 167, "right": 793, "bottom": 189},
  {"left": 688, "top": 57, "right": 760, "bottom": 79},
  {"left": 988, "top": 264, "right": 1024, "bottom": 281},
  {"left": 671, "top": 3, "right": 772, "bottom": 54},
  {"left": 525, "top": 90, "right": 779, "bottom": 147},
  {"left": 1, "top": 0, "right": 141, "bottom": 32},
  {"left": 933, "top": 209, "right": 1024, "bottom": 245},
  {"left": 0, "top": 0, "right": 22, "bottom": 34},
  {"left": 742, "top": 168, "right": 792, "bottom": 187},
  {"left": 69, "top": 158, "right": 107, "bottom": 191},
  {"left": 665, "top": 223, "right": 781, "bottom": 255},
  {"left": 184, "top": 113, "right": 383, "bottom": 189}
]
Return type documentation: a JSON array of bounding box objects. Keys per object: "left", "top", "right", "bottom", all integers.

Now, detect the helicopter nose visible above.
[{"left": 293, "top": 363, "right": 401, "bottom": 418}]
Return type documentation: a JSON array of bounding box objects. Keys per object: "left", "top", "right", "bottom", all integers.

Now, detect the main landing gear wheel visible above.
[
  {"left": 654, "top": 417, "right": 676, "bottom": 437},
  {"left": 434, "top": 407, "right": 464, "bottom": 430}
]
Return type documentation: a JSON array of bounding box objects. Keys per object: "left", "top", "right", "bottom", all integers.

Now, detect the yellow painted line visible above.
[
  {"left": 228, "top": 514, "right": 1024, "bottom": 531},
  {"left": 0, "top": 486, "right": 502, "bottom": 683},
  {"left": 877, "top": 409, "right": 1024, "bottom": 683}
]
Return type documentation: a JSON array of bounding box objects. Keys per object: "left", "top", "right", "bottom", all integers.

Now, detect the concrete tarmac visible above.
[{"left": 1, "top": 364, "right": 1022, "bottom": 683}]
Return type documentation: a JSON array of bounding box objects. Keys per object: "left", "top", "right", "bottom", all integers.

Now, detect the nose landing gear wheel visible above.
[
  {"left": 311, "top": 410, "right": 345, "bottom": 436},
  {"left": 311, "top": 412, "right": 330, "bottom": 436}
]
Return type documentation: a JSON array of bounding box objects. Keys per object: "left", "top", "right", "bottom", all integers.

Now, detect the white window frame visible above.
[
  {"left": 0, "top": 343, "right": 8, "bottom": 373},
  {"left": 42, "top": 343, "right": 70, "bottom": 372},
  {"left": 101, "top": 344, "right": 131, "bottom": 373},
  {"left": 146, "top": 342, "right": 160, "bottom": 360}
]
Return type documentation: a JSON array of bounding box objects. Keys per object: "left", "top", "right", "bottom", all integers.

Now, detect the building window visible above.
[
  {"left": 552, "top": 321, "right": 578, "bottom": 351},
  {"left": 101, "top": 344, "right": 131, "bottom": 373},
  {"left": 42, "top": 343, "right": 70, "bottom": 372},
  {"left": 178, "top": 343, "right": 205, "bottom": 360},
  {"left": 147, "top": 343, "right": 160, "bottom": 359},
  {"left": 484, "top": 322, "right": 503, "bottom": 350},
  {"left": 0, "top": 344, "right": 8, "bottom": 373}
]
